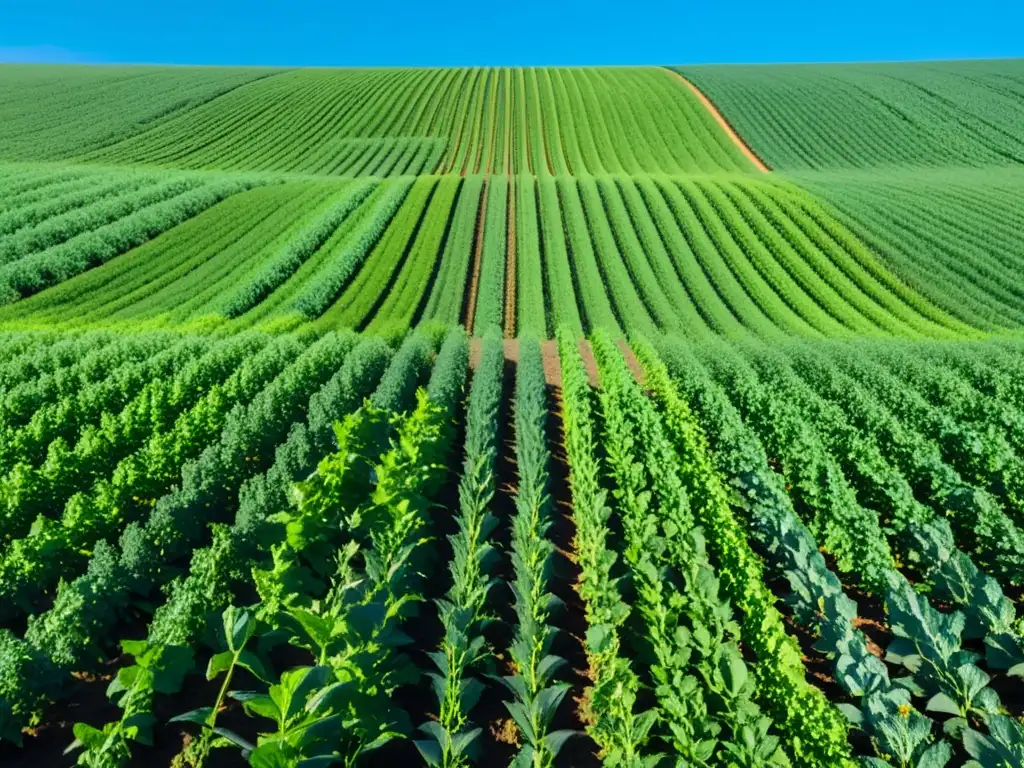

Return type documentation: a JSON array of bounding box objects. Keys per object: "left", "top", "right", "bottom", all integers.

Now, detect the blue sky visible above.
[{"left": 1, "top": 0, "right": 1021, "bottom": 67}]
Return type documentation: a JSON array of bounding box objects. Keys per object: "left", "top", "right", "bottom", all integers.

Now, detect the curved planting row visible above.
[
  {"left": 676, "top": 60, "right": 1024, "bottom": 171},
  {"left": 4, "top": 66, "right": 762, "bottom": 177}
]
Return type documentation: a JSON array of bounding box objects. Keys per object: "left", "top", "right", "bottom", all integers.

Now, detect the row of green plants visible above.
[
  {"left": 0, "top": 176, "right": 257, "bottom": 303},
  {"left": 0, "top": 335, "right": 253, "bottom": 536},
  {"left": 0, "top": 331, "right": 361, "bottom": 740},
  {"left": 0, "top": 175, "right": 203, "bottom": 266},
  {"left": 471, "top": 176, "right": 508, "bottom": 333},
  {"left": 802, "top": 171, "right": 1024, "bottom": 333},
  {"left": 0, "top": 170, "right": 168, "bottom": 238},
  {"left": 433, "top": 68, "right": 754, "bottom": 176},
  {"left": 499, "top": 337, "right": 573, "bottom": 765},
  {"left": 610, "top": 332, "right": 859, "bottom": 766},
  {"left": 592, "top": 331, "right": 802, "bottom": 766},
  {"left": 420, "top": 175, "right": 483, "bottom": 327},
  {"left": 0, "top": 333, "right": 282, "bottom": 624},
  {"left": 652, "top": 335, "right": 1024, "bottom": 765},
  {"left": 0, "top": 183, "right": 322, "bottom": 328},
  {"left": 68, "top": 330, "right": 456, "bottom": 765},
  {"left": 784, "top": 342, "right": 1024, "bottom": 586},
  {"left": 0, "top": 169, "right": 987, "bottom": 343},
  {"left": 0, "top": 66, "right": 270, "bottom": 162},
  {"left": 677, "top": 61, "right": 1024, "bottom": 171},
  {"left": 218, "top": 180, "right": 378, "bottom": 317},
  {"left": 416, "top": 332, "right": 503, "bottom": 766},
  {"left": 0, "top": 332, "right": 178, "bottom": 466},
  {"left": 0, "top": 167, "right": 110, "bottom": 212},
  {"left": 366, "top": 176, "right": 462, "bottom": 335},
  {"left": 648, "top": 335, "right": 960, "bottom": 766},
  {"left": 317, "top": 177, "right": 438, "bottom": 329},
  {"left": 287, "top": 178, "right": 415, "bottom": 319}
]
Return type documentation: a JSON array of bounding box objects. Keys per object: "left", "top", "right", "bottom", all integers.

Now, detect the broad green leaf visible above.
[
  {"left": 169, "top": 706, "right": 215, "bottom": 726},
  {"left": 206, "top": 650, "right": 234, "bottom": 680}
]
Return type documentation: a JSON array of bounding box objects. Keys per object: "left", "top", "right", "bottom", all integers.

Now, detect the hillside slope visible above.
[{"left": 676, "top": 59, "right": 1024, "bottom": 171}]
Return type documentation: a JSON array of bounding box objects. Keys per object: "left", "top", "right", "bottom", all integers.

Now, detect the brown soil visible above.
[
  {"left": 504, "top": 177, "right": 517, "bottom": 338},
  {"left": 851, "top": 616, "right": 887, "bottom": 659},
  {"left": 462, "top": 177, "right": 490, "bottom": 334},
  {"left": 615, "top": 339, "right": 645, "bottom": 387},
  {"left": 502, "top": 338, "right": 519, "bottom": 366},
  {"left": 664, "top": 69, "right": 771, "bottom": 173},
  {"left": 472, "top": 338, "right": 559, "bottom": 389},
  {"left": 474, "top": 352, "right": 520, "bottom": 765},
  {"left": 468, "top": 337, "right": 483, "bottom": 370},
  {"left": 540, "top": 340, "right": 561, "bottom": 388},
  {"left": 1, "top": 662, "right": 123, "bottom": 767},
  {"left": 545, "top": 384, "right": 601, "bottom": 767},
  {"left": 577, "top": 339, "right": 600, "bottom": 388}
]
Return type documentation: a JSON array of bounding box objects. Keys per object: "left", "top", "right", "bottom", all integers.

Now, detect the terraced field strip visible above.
[
  {"left": 664, "top": 68, "right": 770, "bottom": 172},
  {"left": 676, "top": 60, "right": 1024, "bottom": 170}
]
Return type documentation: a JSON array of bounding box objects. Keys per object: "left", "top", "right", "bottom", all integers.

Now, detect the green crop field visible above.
[{"left": 0, "top": 60, "right": 1022, "bottom": 768}]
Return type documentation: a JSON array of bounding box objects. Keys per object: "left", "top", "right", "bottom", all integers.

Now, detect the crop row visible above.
[
  {"left": 1, "top": 169, "right": 988, "bottom": 340},
  {"left": 14, "top": 67, "right": 763, "bottom": 177},
  {"left": 801, "top": 168, "right": 1024, "bottom": 334},
  {"left": 1, "top": 328, "right": 1023, "bottom": 766},
  {"left": 677, "top": 60, "right": 1024, "bottom": 171},
  {"left": 0, "top": 65, "right": 272, "bottom": 162}
]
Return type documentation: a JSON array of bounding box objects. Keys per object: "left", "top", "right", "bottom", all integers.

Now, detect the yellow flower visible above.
[{"left": 898, "top": 704, "right": 911, "bottom": 718}]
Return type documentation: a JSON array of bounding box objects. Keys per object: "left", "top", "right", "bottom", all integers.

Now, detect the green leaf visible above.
[
  {"left": 240, "top": 694, "right": 282, "bottom": 723},
  {"left": 69, "top": 722, "right": 107, "bottom": 751},
  {"left": 249, "top": 741, "right": 293, "bottom": 768},
  {"left": 917, "top": 741, "right": 953, "bottom": 768},
  {"left": 236, "top": 649, "right": 272, "bottom": 683},
  {"left": 505, "top": 700, "right": 537, "bottom": 746},
  {"left": 542, "top": 729, "right": 576, "bottom": 757},
  {"left": 926, "top": 692, "right": 963, "bottom": 716},
  {"left": 169, "top": 707, "right": 215, "bottom": 726},
  {"left": 719, "top": 649, "right": 748, "bottom": 697},
  {"left": 224, "top": 606, "right": 257, "bottom": 652},
  {"left": 211, "top": 726, "right": 256, "bottom": 753},
  {"left": 414, "top": 739, "right": 443, "bottom": 766},
  {"left": 510, "top": 745, "right": 536, "bottom": 768},
  {"left": 585, "top": 624, "right": 614, "bottom": 655},
  {"left": 206, "top": 650, "right": 235, "bottom": 680},
  {"left": 837, "top": 703, "right": 864, "bottom": 727},
  {"left": 450, "top": 727, "right": 482, "bottom": 757},
  {"left": 287, "top": 607, "right": 335, "bottom": 652},
  {"left": 120, "top": 639, "right": 149, "bottom": 657}
]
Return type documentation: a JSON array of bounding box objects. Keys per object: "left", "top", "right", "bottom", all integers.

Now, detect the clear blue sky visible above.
[{"left": 1, "top": 0, "right": 1021, "bottom": 67}]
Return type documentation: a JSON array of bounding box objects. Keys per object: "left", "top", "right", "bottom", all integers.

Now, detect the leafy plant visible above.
[{"left": 167, "top": 606, "right": 271, "bottom": 767}]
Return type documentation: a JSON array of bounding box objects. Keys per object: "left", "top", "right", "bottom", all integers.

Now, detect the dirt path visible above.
[
  {"left": 546, "top": 379, "right": 600, "bottom": 767},
  {"left": 470, "top": 337, "right": 636, "bottom": 390},
  {"left": 462, "top": 178, "right": 490, "bottom": 334},
  {"left": 540, "top": 339, "right": 561, "bottom": 388},
  {"left": 577, "top": 339, "right": 600, "bottom": 387},
  {"left": 470, "top": 337, "right": 561, "bottom": 388},
  {"left": 664, "top": 68, "right": 771, "bottom": 173},
  {"left": 616, "top": 338, "right": 646, "bottom": 386},
  {"left": 504, "top": 177, "right": 517, "bottom": 338}
]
